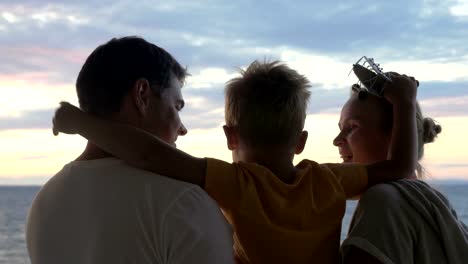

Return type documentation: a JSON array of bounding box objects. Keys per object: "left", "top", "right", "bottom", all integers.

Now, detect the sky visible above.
[{"left": 0, "top": 0, "right": 467, "bottom": 185}]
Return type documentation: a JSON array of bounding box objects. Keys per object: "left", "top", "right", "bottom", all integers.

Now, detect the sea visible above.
[{"left": 0, "top": 183, "right": 467, "bottom": 264}]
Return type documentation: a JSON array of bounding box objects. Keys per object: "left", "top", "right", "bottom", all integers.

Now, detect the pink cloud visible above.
[
  {"left": 1, "top": 45, "right": 88, "bottom": 64},
  {"left": 0, "top": 72, "right": 61, "bottom": 85}
]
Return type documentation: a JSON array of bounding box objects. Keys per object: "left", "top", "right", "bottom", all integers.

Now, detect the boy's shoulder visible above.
[
  {"left": 297, "top": 159, "right": 365, "bottom": 169},
  {"left": 296, "top": 159, "right": 367, "bottom": 180},
  {"left": 296, "top": 159, "right": 343, "bottom": 169},
  {"left": 296, "top": 159, "right": 319, "bottom": 166},
  {"left": 295, "top": 159, "right": 335, "bottom": 177}
]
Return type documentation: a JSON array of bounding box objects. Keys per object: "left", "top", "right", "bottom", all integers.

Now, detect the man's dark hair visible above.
[{"left": 76, "top": 36, "right": 187, "bottom": 116}]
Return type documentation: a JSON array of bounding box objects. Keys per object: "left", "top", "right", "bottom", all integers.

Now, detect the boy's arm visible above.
[
  {"left": 53, "top": 102, "right": 206, "bottom": 187},
  {"left": 366, "top": 74, "right": 418, "bottom": 186}
]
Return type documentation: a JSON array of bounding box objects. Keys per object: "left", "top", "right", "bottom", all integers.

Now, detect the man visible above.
[{"left": 26, "top": 36, "right": 233, "bottom": 264}]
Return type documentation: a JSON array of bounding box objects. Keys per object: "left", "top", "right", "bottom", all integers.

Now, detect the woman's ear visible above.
[
  {"left": 223, "top": 125, "right": 239, "bottom": 150},
  {"left": 131, "top": 78, "right": 152, "bottom": 116},
  {"left": 295, "top": 130, "right": 308, "bottom": 154}
]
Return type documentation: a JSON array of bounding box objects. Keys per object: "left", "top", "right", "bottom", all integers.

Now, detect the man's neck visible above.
[{"left": 76, "top": 142, "right": 114, "bottom": 161}]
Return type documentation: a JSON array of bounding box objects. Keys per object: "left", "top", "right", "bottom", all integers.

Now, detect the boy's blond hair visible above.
[{"left": 225, "top": 60, "right": 311, "bottom": 148}]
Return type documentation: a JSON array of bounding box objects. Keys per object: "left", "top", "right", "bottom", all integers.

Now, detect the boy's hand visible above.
[
  {"left": 52, "top": 102, "right": 84, "bottom": 136},
  {"left": 383, "top": 72, "right": 419, "bottom": 105}
]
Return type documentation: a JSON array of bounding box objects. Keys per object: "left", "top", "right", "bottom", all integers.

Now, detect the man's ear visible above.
[
  {"left": 223, "top": 125, "right": 239, "bottom": 150},
  {"left": 131, "top": 78, "right": 152, "bottom": 116},
  {"left": 295, "top": 130, "right": 308, "bottom": 154}
]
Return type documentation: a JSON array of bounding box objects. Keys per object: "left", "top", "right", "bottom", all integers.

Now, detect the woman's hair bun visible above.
[{"left": 422, "top": 117, "right": 442, "bottom": 143}]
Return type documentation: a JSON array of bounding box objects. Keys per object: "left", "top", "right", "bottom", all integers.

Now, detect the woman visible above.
[{"left": 334, "top": 84, "right": 468, "bottom": 263}]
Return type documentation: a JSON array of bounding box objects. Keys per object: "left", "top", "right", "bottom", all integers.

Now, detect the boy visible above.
[{"left": 53, "top": 60, "right": 418, "bottom": 263}]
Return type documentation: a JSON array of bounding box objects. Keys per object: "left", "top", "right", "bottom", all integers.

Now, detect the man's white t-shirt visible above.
[{"left": 26, "top": 158, "right": 234, "bottom": 264}]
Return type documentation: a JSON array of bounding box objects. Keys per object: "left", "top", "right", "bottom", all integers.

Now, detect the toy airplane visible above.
[{"left": 352, "top": 56, "right": 392, "bottom": 97}]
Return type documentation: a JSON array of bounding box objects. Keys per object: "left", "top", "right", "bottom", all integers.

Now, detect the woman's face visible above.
[{"left": 333, "top": 94, "right": 391, "bottom": 164}]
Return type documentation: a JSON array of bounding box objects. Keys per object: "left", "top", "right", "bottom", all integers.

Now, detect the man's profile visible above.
[{"left": 26, "top": 36, "right": 233, "bottom": 264}]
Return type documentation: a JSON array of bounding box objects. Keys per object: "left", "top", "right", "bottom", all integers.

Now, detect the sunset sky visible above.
[{"left": 1, "top": 0, "right": 467, "bottom": 184}]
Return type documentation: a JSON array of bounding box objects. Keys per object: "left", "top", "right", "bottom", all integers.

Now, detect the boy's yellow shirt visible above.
[{"left": 205, "top": 158, "right": 368, "bottom": 264}]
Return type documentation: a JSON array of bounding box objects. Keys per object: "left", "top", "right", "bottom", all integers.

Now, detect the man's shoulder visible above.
[
  {"left": 73, "top": 157, "right": 198, "bottom": 187},
  {"left": 40, "top": 158, "right": 207, "bottom": 204}
]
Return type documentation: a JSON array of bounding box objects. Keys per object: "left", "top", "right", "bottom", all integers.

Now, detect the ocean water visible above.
[
  {"left": 1, "top": 184, "right": 467, "bottom": 264},
  {"left": 0, "top": 187, "right": 37, "bottom": 264}
]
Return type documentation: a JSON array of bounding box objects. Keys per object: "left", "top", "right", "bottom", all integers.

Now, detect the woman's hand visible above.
[
  {"left": 383, "top": 72, "right": 419, "bottom": 105},
  {"left": 52, "top": 102, "right": 85, "bottom": 136}
]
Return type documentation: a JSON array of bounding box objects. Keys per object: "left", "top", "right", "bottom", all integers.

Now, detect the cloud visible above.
[
  {"left": 450, "top": 0, "right": 468, "bottom": 17},
  {"left": 281, "top": 50, "right": 354, "bottom": 89},
  {"left": 180, "top": 87, "right": 225, "bottom": 130},
  {"left": 0, "top": 109, "right": 53, "bottom": 131},
  {"left": 0, "top": 0, "right": 466, "bottom": 101},
  {"left": 0, "top": 88, "right": 226, "bottom": 131},
  {"left": 385, "top": 59, "right": 468, "bottom": 82},
  {"left": 1, "top": 0, "right": 467, "bottom": 130},
  {"left": 186, "top": 68, "right": 238, "bottom": 89},
  {"left": 2, "top": 11, "right": 19, "bottom": 23},
  {"left": 0, "top": 3, "right": 90, "bottom": 31},
  {"left": 420, "top": 95, "right": 468, "bottom": 117},
  {"left": 1, "top": 78, "right": 467, "bottom": 132},
  {"left": 181, "top": 107, "right": 225, "bottom": 131},
  {"left": 0, "top": 76, "right": 77, "bottom": 117},
  {"left": 2, "top": 0, "right": 468, "bottom": 185},
  {"left": 0, "top": 46, "right": 87, "bottom": 84},
  {"left": 0, "top": 0, "right": 467, "bottom": 70},
  {"left": 0, "top": 177, "right": 48, "bottom": 185},
  {"left": 434, "top": 162, "right": 468, "bottom": 168}
]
